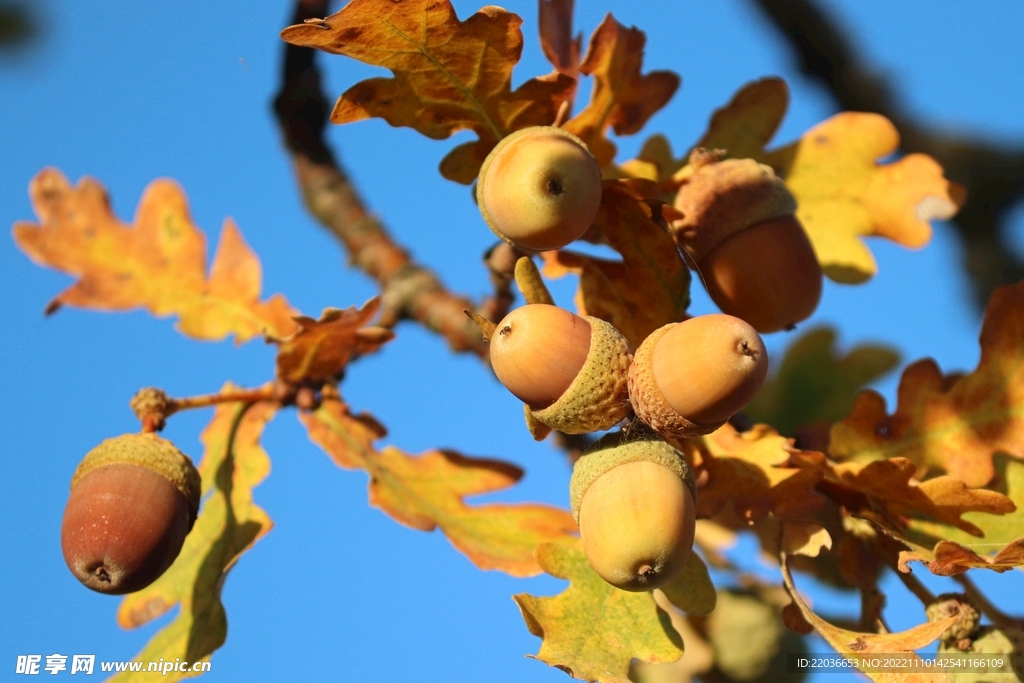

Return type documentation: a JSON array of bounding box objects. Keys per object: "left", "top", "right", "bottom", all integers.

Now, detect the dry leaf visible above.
[
  {"left": 782, "top": 521, "right": 833, "bottom": 558},
  {"left": 782, "top": 558, "right": 956, "bottom": 683},
  {"left": 564, "top": 14, "right": 679, "bottom": 168},
  {"left": 113, "top": 397, "right": 276, "bottom": 681},
  {"left": 12, "top": 168, "right": 298, "bottom": 342},
  {"left": 273, "top": 297, "right": 394, "bottom": 384},
  {"left": 538, "top": 0, "right": 580, "bottom": 79},
  {"left": 514, "top": 540, "right": 685, "bottom": 683},
  {"left": 281, "top": 0, "right": 574, "bottom": 184},
  {"left": 690, "top": 78, "right": 964, "bottom": 283},
  {"left": 303, "top": 398, "right": 576, "bottom": 576},
  {"left": 830, "top": 280, "right": 1024, "bottom": 487}
]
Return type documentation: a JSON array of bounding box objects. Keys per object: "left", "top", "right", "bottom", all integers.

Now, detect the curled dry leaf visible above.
[
  {"left": 281, "top": 0, "right": 574, "bottom": 184},
  {"left": 302, "top": 399, "right": 576, "bottom": 577},
  {"left": 539, "top": 180, "right": 690, "bottom": 349},
  {"left": 653, "top": 77, "right": 964, "bottom": 284},
  {"left": 114, "top": 396, "right": 277, "bottom": 679},
  {"left": 272, "top": 297, "right": 394, "bottom": 385},
  {"left": 686, "top": 424, "right": 824, "bottom": 524},
  {"left": 781, "top": 558, "right": 957, "bottom": 683},
  {"left": 513, "top": 540, "right": 686, "bottom": 683},
  {"left": 562, "top": 14, "right": 679, "bottom": 168},
  {"left": 12, "top": 169, "right": 298, "bottom": 343},
  {"left": 830, "top": 280, "right": 1024, "bottom": 488}
]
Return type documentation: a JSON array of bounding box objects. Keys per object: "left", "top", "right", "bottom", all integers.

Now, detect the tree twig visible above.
[{"left": 748, "top": 0, "right": 1024, "bottom": 308}]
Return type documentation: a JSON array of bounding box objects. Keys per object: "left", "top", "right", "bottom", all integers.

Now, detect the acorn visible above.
[
  {"left": 628, "top": 314, "right": 768, "bottom": 439},
  {"left": 488, "top": 303, "right": 632, "bottom": 435},
  {"left": 61, "top": 433, "right": 201, "bottom": 594},
  {"left": 476, "top": 126, "right": 603, "bottom": 252},
  {"left": 673, "top": 156, "right": 823, "bottom": 332},
  {"left": 570, "top": 431, "right": 697, "bottom": 591}
]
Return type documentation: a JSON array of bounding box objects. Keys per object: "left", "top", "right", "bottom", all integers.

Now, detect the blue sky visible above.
[{"left": 2, "top": 1, "right": 1023, "bottom": 681}]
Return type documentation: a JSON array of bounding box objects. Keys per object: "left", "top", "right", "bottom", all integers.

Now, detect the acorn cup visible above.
[
  {"left": 488, "top": 303, "right": 633, "bottom": 437},
  {"left": 570, "top": 431, "right": 697, "bottom": 591},
  {"left": 61, "top": 433, "right": 201, "bottom": 595},
  {"left": 672, "top": 156, "right": 823, "bottom": 333},
  {"left": 476, "top": 126, "right": 603, "bottom": 252},
  {"left": 628, "top": 314, "right": 768, "bottom": 439}
]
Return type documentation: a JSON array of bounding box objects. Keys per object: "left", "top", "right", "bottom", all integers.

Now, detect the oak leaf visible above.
[
  {"left": 114, "top": 397, "right": 277, "bottom": 680},
  {"left": 563, "top": 14, "right": 679, "bottom": 168},
  {"left": 12, "top": 168, "right": 298, "bottom": 343},
  {"left": 688, "top": 424, "right": 824, "bottom": 524},
  {"left": 302, "top": 398, "right": 576, "bottom": 576},
  {"left": 690, "top": 77, "right": 964, "bottom": 283},
  {"left": 538, "top": 0, "right": 580, "bottom": 80},
  {"left": 782, "top": 558, "right": 956, "bottom": 683},
  {"left": 513, "top": 541, "right": 687, "bottom": 683},
  {"left": 744, "top": 327, "right": 899, "bottom": 437},
  {"left": 830, "top": 280, "right": 1024, "bottom": 488},
  {"left": 281, "top": 0, "right": 574, "bottom": 184},
  {"left": 540, "top": 179, "right": 690, "bottom": 349},
  {"left": 273, "top": 297, "right": 394, "bottom": 384}
]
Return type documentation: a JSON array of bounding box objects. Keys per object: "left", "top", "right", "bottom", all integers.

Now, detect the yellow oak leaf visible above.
[
  {"left": 513, "top": 540, "right": 686, "bottom": 683},
  {"left": 281, "top": 0, "right": 574, "bottom": 184},
  {"left": 689, "top": 424, "right": 824, "bottom": 524},
  {"left": 12, "top": 168, "right": 298, "bottom": 343},
  {"left": 830, "top": 280, "right": 1024, "bottom": 488},
  {"left": 539, "top": 179, "right": 690, "bottom": 349},
  {"left": 563, "top": 14, "right": 679, "bottom": 168},
  {"left": 273, "top": 297, "right": 394, "bottom": 385},
  {"left": 690, "top": 77, "right": 964, "bottom": 283},
  {"left": 302, "top": 398, "right": 577, "bottom": 577},
  {"left": 744, "top": 326, "right": 899, "bottom": 437},
  {"left": 113, "top": 397, "right": 276, "bottom": 681},
  {"left": 782, "top": 558, "right": 956, "bottom": 683}
]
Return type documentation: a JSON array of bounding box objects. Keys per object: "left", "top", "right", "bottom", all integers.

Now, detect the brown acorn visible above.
[
  {"left": 488, "top": 303, "right": 632, "bottom": 436},
  {"left": 61, "top": 433, "right": 201, "bottom": 594},
  {"left": 673, "top": 156, "right": 822, "bottom": 332},
  {"left": 570, "top": 431, "right": 697, "bottom": 591},
  {"left": 477, "top": 126, "right": 603, "bottom": 252},
  {"left": 629, "top": 314, "right": 768, "bottom": 439}
]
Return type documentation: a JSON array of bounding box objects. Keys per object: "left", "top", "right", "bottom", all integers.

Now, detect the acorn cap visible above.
[
  {"left": 628, "top": 323, "right": 727, "bottom": 439},
  {"left": 673, "top": 158, "right": 797, "bottom": 263},
  {"left": 71, "top": 433, "right": 202, "bottom": 529},
  {"left": 526, "top": 316, "right": 633, "bottom": 435},
  {"left": 570, "top": 431, "right": 697, "bottom": 524}
]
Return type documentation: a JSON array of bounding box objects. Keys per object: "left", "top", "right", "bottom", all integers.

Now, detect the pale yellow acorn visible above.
[
  {"left": 628, "top": 314, "right": 768, "bottom": 439},
  {"left": 488, "top": 304, "right": 632, "bottom": 436},
  {"left": 476, "top": 126, "right": 603, "bottom": 251},
  {"left": 570, "top": 432, "right": 697, "bottom": 591},
  {"left": 673, "top": 157, "right": 822, "bottom": 332}
]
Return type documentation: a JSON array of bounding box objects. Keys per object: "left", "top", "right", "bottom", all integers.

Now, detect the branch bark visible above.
[{"left": 748, "top": 0, "right": 1024, "bottom": 307}]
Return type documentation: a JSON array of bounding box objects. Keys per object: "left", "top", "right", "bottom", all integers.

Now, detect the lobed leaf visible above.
[
  {"left": 302, "top": 398, "right": 577, "bottom": 576},
  {"left": 563, "top": 14, "right": 679, "bottom": 168},
  {"left": 782, "top": 558, "right": 956, "bottom": 683},
  {"left": 744, "top": 326, "right": 899, "bottom": 437},
  {"left": 281, "top": 0, "right": 574, "bottom": 184},
  {"left": 830, "top": 280, "right": 1024, "bottom": 487},
  {"left": 113, "top": 397, "right": 277, "bottom": 681},
  {"left": 538, "top": 0, "right": 581, "bottom": 79},
  {"left": 666, "top": 77, "right": 965, "bottom": 283},
  {"left": 687, "top": 424, "right": 824, "bottom": 524},
  {"left": 513, "top": 541, "right": 686, "bottom": 683},
  {"left": 272, "top": 297, "right": 394, "bottom": 384},
  {"left": 540, "top": 180, "right": 690, "bottom": 349},
  {"left": 12, "top": 169, "right": 297, "bottom": 343}
]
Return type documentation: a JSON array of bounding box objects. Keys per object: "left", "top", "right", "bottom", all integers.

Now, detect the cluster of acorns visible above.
[
  {"left": 476, "top": 126, "right": 823, "bottom": 591},
  {"left": 59, "top": 125, "right": 822, "bottom": 596}
]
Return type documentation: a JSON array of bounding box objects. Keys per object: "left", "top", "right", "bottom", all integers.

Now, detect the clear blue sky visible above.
[{"left": 2, "top": 1, "right": 1023, "bottom": 681}]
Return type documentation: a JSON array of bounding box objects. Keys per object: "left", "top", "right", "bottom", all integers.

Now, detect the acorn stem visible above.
[
  {"left": 514, "top": 257, "right": 555, "bottom": 306},
  {"left": 464, "top": 310, "right": 497, "bottom": 341},
  {"left": 130, "top": 384, "right": 276, "bottom": 432}
]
